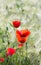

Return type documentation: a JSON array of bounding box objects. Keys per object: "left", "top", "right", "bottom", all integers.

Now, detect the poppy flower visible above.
[
  {"left": 0, "top": 58, "right": 4, "bottom": 62},
  {"left": 6, "top": 48, "right": 16, "bottom": 56},
  {"left": 16, "top": 30, "right": 26, "bottom": 43},
  {"left": 18, "top": 43, "right": 24, "bottom": 48},
  {"left": 12, "top": 20, "right": 21, "bottom": 28},
  {"left": 16, "top": 30, "right": 30, "bottom": 43},
  {"left": 16, "top": 30, "right": 30, "bottom": 37}
]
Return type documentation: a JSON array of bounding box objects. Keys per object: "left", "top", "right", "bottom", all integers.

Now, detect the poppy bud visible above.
[
  {"left": 12, "top": 20, "right": 21, "bottom": 28},
  {"left": 18, "top": 43, "right": 24, "bottom": 48}
]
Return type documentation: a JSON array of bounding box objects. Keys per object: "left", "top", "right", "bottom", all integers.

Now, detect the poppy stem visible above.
[{"left": 26, "top": 42, "right": 27, "bottom": 58}]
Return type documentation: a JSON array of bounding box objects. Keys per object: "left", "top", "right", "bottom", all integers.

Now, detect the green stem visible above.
[{"left": 26, "top": 42, "right": 27, "bottom": 57}]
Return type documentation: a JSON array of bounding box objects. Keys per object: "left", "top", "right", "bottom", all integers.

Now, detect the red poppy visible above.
[
  {"left": 18, "top": 43, "right": 24, "bottom": 48},
  {"left": 0, "top": 58, "right": 4, "bottom": 62},
  {"left": 12, "top": 20, "right": 21, "bottom": 28},
  {"left": 16, "top": 30, "right": 30, "bottom": 43},
  {"left": 16, "top": 30, "right": 30, "bottom": 37},
  {"left": 6, "top": 48, "right": 16, "bottom": 56},
  {"left": 16, "top": 31, "right": 26, "bottom": 43}
]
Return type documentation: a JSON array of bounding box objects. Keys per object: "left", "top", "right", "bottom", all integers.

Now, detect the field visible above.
[{"left": 0, "top": 0, "right": 41, "bottom": 65}]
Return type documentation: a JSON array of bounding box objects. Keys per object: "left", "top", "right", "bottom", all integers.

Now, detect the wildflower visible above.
[
  {"left": 6, "top": 48, "right": 16, "bottom": 56},
  {"left": 12, "top": 20, "right": 21, "bottom": 28},
  {"left": 16, "top": 30, "right": 30, "bottom": 43}
]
